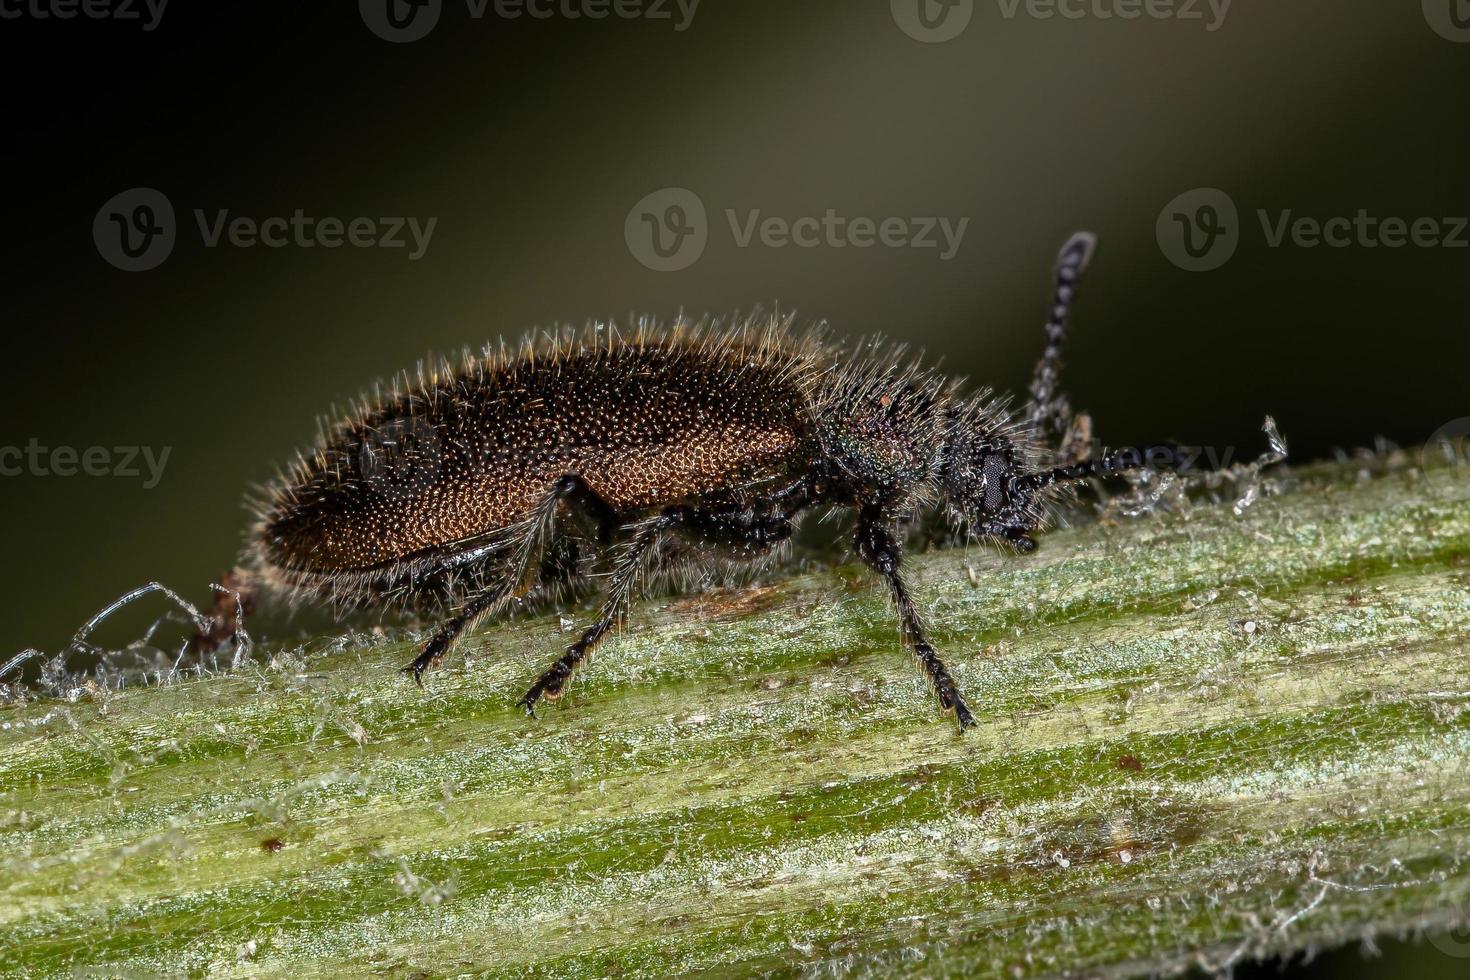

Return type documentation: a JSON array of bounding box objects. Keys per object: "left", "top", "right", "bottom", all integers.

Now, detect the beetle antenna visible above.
[
  {"left": 1025, "top": 231, "right": 1097, "bottom": 441},
  {"left": 1017, "top": 442, "right": 1189, "bottom": 495}
]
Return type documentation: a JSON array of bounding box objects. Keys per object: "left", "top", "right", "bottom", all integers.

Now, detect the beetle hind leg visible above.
[
  {"left": 403, "top": 583, "right": 512, "bottom": 686},
  {"left": 401, "top": 474, "right": 617, "bottom": 684}
]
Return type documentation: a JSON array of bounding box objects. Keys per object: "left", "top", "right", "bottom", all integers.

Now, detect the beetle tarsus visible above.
[
  {"left": 401, "top": 658, "right": 431, "bottom": 687},
  {"left": 953, "top": 696, "right": 977, "bottom": 731}
]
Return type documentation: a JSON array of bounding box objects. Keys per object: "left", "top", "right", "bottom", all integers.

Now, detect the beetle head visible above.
[{"left": 938, "top": 429, "right": 1043, "bottom": 551}]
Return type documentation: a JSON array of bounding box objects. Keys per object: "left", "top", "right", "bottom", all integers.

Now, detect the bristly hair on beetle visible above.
[{"left": 195, "top": 232, "right": 1196, "bottom": 730}]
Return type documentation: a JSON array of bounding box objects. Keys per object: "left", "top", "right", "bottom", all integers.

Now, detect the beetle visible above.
[{"left": 217, "top": 233, "right": 1188, "bottom": 729}]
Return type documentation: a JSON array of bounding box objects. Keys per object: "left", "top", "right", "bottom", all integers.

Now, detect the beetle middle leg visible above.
[
  {"left": 853, "top": 507, "right": 976, "bottom": 730},
  {"left": 519, "top": 502, "right": 797, "bottom": 715},
  {"left": 402, "top": 474, "right": 617, "bottom": 684}
]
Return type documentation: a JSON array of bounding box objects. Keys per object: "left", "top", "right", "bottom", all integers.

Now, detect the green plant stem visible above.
[{"left": 4, "top": 458, "right": 1470, "bottom": 977}]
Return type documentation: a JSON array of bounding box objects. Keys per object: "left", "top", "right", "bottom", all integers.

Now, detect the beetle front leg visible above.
[{"left": 853, "top": 508, "right": 976, "bottom": 730}]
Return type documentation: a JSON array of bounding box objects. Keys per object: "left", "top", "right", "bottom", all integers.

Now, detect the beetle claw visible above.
[{"left": 518, "top": 692, "right": 540, "bottom": 719}]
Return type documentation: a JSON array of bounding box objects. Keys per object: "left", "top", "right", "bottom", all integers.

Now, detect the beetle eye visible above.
[{"left": 981, "top": 453, "right": 1010, "bottom": 512}]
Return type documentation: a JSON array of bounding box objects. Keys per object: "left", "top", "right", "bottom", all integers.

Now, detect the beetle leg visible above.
[
  {"left": 519, "top": 502, "right": 798, "bottom": 715},
  {"left": 402, "top": 474, "right": 618, "bottom": 684},
  {"left": 852, "top": 508, "right": 976, "bottom": 731},
  {"left": 519, "top": 507, "right": 683, "bottom": 713},
  {"left": 402, "top": 579, "right": 516, "bottom": 686}
]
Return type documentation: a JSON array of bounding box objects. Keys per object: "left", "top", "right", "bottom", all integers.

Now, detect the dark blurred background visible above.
[{"left": 0, "top": 2, "right": 1466, "bottom": 970}]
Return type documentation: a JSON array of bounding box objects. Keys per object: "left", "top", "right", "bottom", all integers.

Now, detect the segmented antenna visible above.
[
  {"left": 1018, "top": 442, "right": 1188, "bottom": 495},
  {"left": 1025, "top": 231, "right": 1097, "bottom": 442}
]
